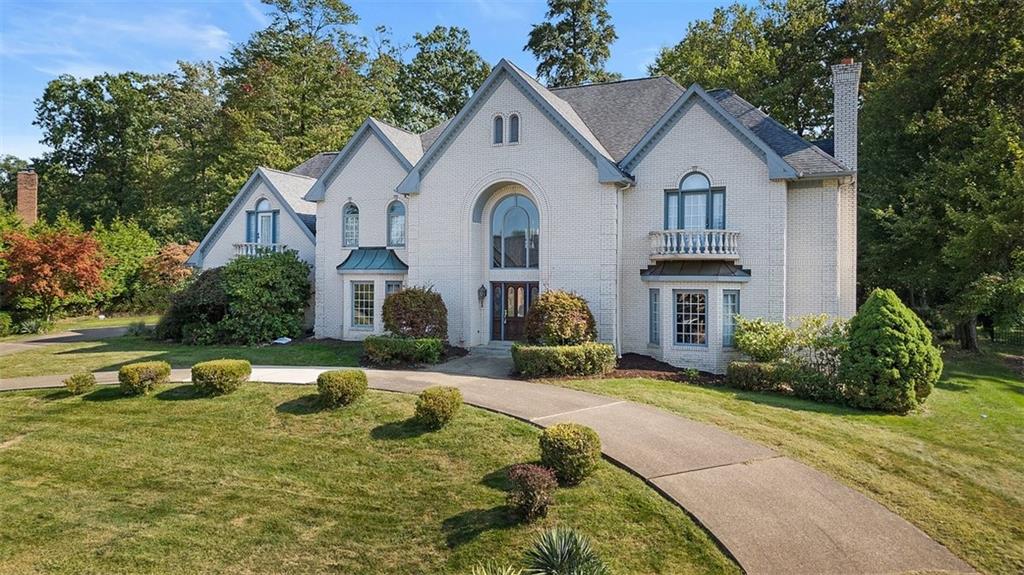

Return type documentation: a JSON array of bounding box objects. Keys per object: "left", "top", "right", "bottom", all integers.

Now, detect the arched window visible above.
[
  {"left": 247, "top": 198, "right": 277, "bottom": 245},
  {"left": 665, "top": 172, "right": 725, "bottom": 230},
  {"left": 343, "top": 204, "right": 359, "bottom": 247},
  {"left": 508, "top": 114, "right": 520, "bottom": 143},
  {"left": 493, "top": 115, "right": 504, "bottom": 145},
  {"left": 491, "top": 193, "right": 539, "bottom": 268},
  {"left": 387, "top": 200, "right": 406, "bottom": 247},
  {"left": 255, "top": 198, "right": 271, "bottom": 212}
]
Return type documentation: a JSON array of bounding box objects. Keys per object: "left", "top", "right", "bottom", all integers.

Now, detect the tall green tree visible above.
[
  {"left": 526, "top": 0, "right": 620, "bottom": 87},
  {"left": 0, "top": 155, "right": 29, "bottom": 211},
  {"left": 398, "top": 26, "right": 490, "bottom": 131}
]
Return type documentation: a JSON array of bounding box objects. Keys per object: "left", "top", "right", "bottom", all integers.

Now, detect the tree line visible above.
[{"left": 2, "top": 0, "right": 1021, "bottom": 347}]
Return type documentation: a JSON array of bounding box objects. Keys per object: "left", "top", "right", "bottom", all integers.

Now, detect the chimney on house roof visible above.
[
  {"left": 16, "top": 169, "right": 38, "bottom": 225},
  {"left": 831, "top": 58, "right": 862, "bottom": 172}
]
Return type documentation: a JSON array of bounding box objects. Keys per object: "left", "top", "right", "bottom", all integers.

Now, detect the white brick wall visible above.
[
  {"left": 314, "top": 133, "right": 410, "bottom": 339},
  {"left": 200, "top": 179, "right": 315, "bottom": 270}
]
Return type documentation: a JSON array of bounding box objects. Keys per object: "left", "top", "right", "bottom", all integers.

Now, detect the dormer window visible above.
[
  {"left": 508, "top": 114, "right": 520, "bottom": 143},
  {"left": 493, "top": 115, "right": 504, "bottom": 145},
  {"left": 665, "top": 172, "right": 725, "bottom": 230}
]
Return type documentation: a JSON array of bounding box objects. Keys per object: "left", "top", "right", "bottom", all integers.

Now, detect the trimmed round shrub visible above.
[
  {"left": 118, "top": 361, "right": 171, "bottom": 395},
  {"left": 525, "top": 528, "right": 608, "bottom": 575},
  {"left": 734, "top": 317, "right": 795, "bottom": 362},
  {"left": 0, "top": 311, "right": 12, "bottom": 337},
  {"left": 725, "top": 361, "right": 784, "bottom": 392},
  {"left": 524, "top": 290, "right": 597, "bottom": 345},
  {"left": 511, "top": 342, "right": 615, "bottom": 378},
  {"left": 840, "top": 289, "right": 943, "bottom": 413},
  {"left": 539, "top": 423, "right": 601, "bottom": 486},
  {"left": 382, "top": 286, "right": 448, "bottom": 340},
  {"left": 414, "top": 386, "right": 462, "bottom": 429},
  {"left": 317, "top": 369, "right": 368, "bottom": 407},
  {"left": 363, "top": 335, "right": 443, "bottom": 366},
  {"left": 191, "top": 359, "right": 251, "bottom": 395},
  {"left": 63, "top": 372, "right": 96, "bottom": 395},
  {"left": 506, "top": 463, "right": 558, "bottom": 522}
]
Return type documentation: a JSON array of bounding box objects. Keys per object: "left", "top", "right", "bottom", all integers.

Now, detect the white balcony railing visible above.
[
  {"left": 649, "top": 229, "right": 740, "bottom": 260},
  {"left": 233, "top": 242, "right": 288, "bottom": 257}
]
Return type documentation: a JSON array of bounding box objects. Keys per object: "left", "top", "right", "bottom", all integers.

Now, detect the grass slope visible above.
[
  {"left": 0, "top": 384, "right": 737, "bottom": 574},
  {"left": 0, "top": 337, "right": 362, "bottom": 378},
  {"left": 547, "top": 347, "right": 1024, "bottom": 574}
]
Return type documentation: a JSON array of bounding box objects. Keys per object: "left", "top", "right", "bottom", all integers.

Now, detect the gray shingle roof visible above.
[
  {"left": 707, "top": 89, "right": 849, "bottom": 176},
  {"left": 289, "top": 152, "right": 338, "bottom": 179},
  {"left": 371, "top": 118, "right": 424, "bottom": 165},
  {"left": 552, "top": 77, "right": 684, "bottom": 162},
  {"left": 419, "top": 118, "right": 451, "bottom": 151},
  {"left": 260, "top": 167, "right": 317, "bottom": 233}
]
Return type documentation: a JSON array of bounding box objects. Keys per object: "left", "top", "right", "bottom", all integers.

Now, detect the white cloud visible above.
[{"left": 242, "top": 0, "right": 271, "bottom": 27}]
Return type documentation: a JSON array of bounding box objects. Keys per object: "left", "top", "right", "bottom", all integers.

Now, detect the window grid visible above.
[
  {"left": 674, "top": 290, "right": 707, "bottom": 346},
  {"left": 664, "top": 172, "right": 726, "bottom": 231},
  {"left": 723, "top": 290, "right": 740, "bottom": 347},
  {"left": 343, "top": 204, "right": 359, "bottom": 247},
  {"left": 649, "top": 288, "right": 660, "bottom": 345},
  {"left": 351, "top": 281, "right": 374, "bottom": 328}
]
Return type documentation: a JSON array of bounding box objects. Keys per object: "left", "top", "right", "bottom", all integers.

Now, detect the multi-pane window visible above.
[
  {"left": 649, "top": 288, "right": 660, "bottom": 345},
  {"left": 508, "top": 114, "right": 520, "bottom": 143},
  {"left": 491, "top": 194, "right": 539, "bottom": 268},
  {"left": 674, "top": 290, "right": 707, "bottom": 345},
  {"left": 493, "top": 115, "right": 504, "bottom": 144},
  {"left": 723, "top": 290, "right": 740, "bottom": 347},
  {"left": 343, "top": 204, "right": 359, "bottom": 247},
  {"left": 385, "top": 280, "right": 403, "bottom": 297},
  {"left": 387, "top": 201, "right": 405, "bottom": 247},
  {"left": 351, "top": 281, "right": 374, "bottom": 328},
  {"left": 664, "top": 172, "right": 725, "bottom": 230}
]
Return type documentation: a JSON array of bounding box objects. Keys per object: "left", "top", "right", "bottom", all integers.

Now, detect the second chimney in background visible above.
[{"left": 16, "top": 169, "right": 38, "bottom": 226}]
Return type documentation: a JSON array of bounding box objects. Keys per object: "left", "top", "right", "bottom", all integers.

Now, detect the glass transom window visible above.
[
  {"left": 491, "top": 193, "right": 539, "bottom": 268},
  {"left": 674, "top": 290, "right": 707, "bottom": 346}
]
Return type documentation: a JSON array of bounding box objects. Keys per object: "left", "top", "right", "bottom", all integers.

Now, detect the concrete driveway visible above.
[
  {"left": 0, "top": 326, "right": 131, "bottom": 357},
  {"left": 0, "top": 352, "right": 975, "bottom": 575}
]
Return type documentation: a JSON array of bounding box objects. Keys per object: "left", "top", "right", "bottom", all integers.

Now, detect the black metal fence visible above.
[{"left": 994, "top": 328, "right": 1024, "bottom": 346}]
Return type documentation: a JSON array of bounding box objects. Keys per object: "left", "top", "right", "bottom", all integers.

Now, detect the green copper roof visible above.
[{"left": 336, "top": 247, "right": 408, "bottom": 273}]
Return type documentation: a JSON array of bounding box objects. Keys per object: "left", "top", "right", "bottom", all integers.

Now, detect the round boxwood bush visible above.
[
  {"left": 525, "top": 290, "right": 597, "bottom": 345},
  {"left": 382, "top": 286, "right": 448, "bottom": 340},
  {"left": 191, "top": 359, "right": 251, "bottom": 395},
  {"left": 506, "top": 463, "right": 558, "bottom": 522},
  {"left": 539, "top": 423, "right": 601, "bottom": 486},
  {"left": 840, "top": 288, "right": 943, "bottom": 413},
  {"left": 118, "top": 361, "right": 171, "bottom": 395},
  {"left": 317, "top": 369, "right": 368, "bottom": 407},
  {"left": 63, "top": 372, "right": 96, "bottom": 395},
  {"left": 414, "top": 386, "right": 462, "bottom": 429}
]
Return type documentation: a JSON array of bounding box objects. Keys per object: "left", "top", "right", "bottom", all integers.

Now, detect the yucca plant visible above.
[
  {"left": 471, "top": 562, "right": 522, "bottom": 575},
  {"left": 524, "top": 528, "right": 609, "bottom": 575}
]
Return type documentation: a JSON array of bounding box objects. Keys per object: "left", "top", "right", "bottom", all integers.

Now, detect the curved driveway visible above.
[{"left": 0, "top": 354, "right": 974, "bottom": 575}]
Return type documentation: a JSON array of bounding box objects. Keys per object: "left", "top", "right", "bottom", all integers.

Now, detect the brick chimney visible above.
[
  {"left": 16, "top": 169, "right": 38, "bottom": 225},
  {"left": 831, "top": 58, "right": 862, "bottom": 172}
]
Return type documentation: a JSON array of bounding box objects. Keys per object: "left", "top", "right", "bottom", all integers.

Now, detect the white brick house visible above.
[{"left": 192, "top": 59, "right": 861, "bottom": 373}]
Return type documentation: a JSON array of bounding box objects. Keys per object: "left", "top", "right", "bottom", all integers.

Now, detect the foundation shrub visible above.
[{"left": 511, "top": 343, "right": 615, "bottom": 378}]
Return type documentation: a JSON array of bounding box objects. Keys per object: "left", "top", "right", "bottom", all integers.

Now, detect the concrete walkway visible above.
[{"left": 0, "top": 354, "right": 974, "bottom": 575}]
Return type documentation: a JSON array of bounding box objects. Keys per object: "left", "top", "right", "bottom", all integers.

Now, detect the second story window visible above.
[
  {"left": 665, "top": 172, "right": 725, "bottom": 230},
  {"left": 508, "top": 114, "right": 520, "bottom": 143},
  {"left": 493, "top": 115, "right": 504, "bottom": 145},
  {"left": 343, "top": 203, "right": 359, "bottom": 247},
  {"left": 246, "top": 198, "right": 277, "bottom": 245},
  {"left": 387, "top": 200, "right": 406, "bottom": 247}
]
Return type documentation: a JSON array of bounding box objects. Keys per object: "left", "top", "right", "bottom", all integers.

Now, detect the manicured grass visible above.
[
  {"left": 546, "top": 346, "right": 1024, "bottom": 575},
  {"left": 0, "top": 336, "right": 362, "bottom": 378},
  {"left": 0, "top": 384, "right": 738, "bottom": 574}
]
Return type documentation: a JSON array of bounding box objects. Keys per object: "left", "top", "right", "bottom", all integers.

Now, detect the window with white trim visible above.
[
  {"left": 387, "top": 201, "right": 405, "bottom": 247},
  {"left": 649, "top": 288, "right": 660, "bottom": 345},
  {"left": 351, "top": 281, "right": 374, "bottom": 328},
  {"left": 723, "top": 290, "right": 740, "bottom": 347},
  {"left": 343, "top": 204, "right": 359, "bottom": 247},
  {"left": 674, "top": 290, "right": 707, "bottom": 346}
]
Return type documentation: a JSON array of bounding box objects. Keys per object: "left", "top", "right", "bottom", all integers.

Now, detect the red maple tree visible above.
[{"left": 2, "top": 229, "right": 106, "bottom": 321}]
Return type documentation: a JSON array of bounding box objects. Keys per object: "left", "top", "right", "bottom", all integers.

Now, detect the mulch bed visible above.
[{"left": 606, "top": 353, "right": 724, "bottom": 385}]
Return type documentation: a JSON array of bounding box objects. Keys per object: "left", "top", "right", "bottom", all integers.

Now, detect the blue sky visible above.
[{"left": 1, "top": 0, "right": 724, "bottom": 160}]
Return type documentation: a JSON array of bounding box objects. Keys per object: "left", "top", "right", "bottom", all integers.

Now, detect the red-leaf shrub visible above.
[
  {"left": 382, "top": 286, "right": 448, "bottom": 340},
  {"left": 506, "top": 463, "right": 558, "bottom": 522}
]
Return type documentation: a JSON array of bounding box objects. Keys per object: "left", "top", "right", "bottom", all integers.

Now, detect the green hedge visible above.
[
  {"left": 118, "top": 361, "right": 171, "bottom": 395},
  {"left": 63, "top": 372, "right": 96, "bottom": 395},
  {"left": 363, "top": 335, "right": 443, "bottom": 366},
  {"left": 539, "top": 423, "right": 601, "bottom": 486},
  {"left": 511, "top": 343, "right": 616, "bottom": 378},
  {"left": 725, "top": 361, "right": 785, "bottom": 392},
  {"left": 191, "top": 359, "right": 251, "bottom": 395},
  {"left": 317, "top": 370, "right": 368, "bottom": 407},
  {"left": 415, "top": 386, "right": 462, "bottom": 429}
]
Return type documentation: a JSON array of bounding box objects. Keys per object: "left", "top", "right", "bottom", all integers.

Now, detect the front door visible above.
[{"left": 491, "top": 282, "right": 538, "bottom": 341}]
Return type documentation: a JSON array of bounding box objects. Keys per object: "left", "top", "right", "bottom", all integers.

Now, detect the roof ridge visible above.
[
  {"left": 259, "top": 166, "right": 316, "bottom": 180},
  {"left": 550, "top": 75, "right": 676, "bottom": 91},
  {"left": 371, "top": 117, "right": 420, "bottom": 138}
]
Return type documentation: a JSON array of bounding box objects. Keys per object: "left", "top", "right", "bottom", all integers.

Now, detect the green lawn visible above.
[
  {"left": 546, "top": 346, "right": 1024, "bottom": 575},
  {"left": 0, "top": 384, "right": 737, "bottom": 574},
  {"left": 1, "top": 314, "right": 160, "bottom": 343},
  {"left": 0, "top": 336, "right": 362, "bottom": 378}
]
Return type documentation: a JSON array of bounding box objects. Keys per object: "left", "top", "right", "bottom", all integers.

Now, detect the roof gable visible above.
[
  {"left": 305, "top": 117, "right": 423, "bottom": 201},
  {"left": 187, "top": 168, "right": 316, "bottom": 267},
  {"left": 396, "top": 59, "right": 631, "bottom": 194}
]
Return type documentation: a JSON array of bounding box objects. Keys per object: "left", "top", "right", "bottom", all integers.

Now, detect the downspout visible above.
[{"left": 614, "top": 181, "right": 633, "bottom": 357}]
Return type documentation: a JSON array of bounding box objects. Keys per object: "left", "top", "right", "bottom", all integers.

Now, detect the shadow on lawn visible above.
[
  {"left": 276, "top": 394, "right": 325, "bottom": 415},
  {"left": 370, "top": 418, "right": 431, "bottom": 440},
  {"left": 83, "top": 387, "right": 124, "bottom": 402},
  {"left": 156, "top": 385, "right": 205, "bottom": 401},
  {"left": 442, "top": 505, "right": 515, "bottom": 548}
]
